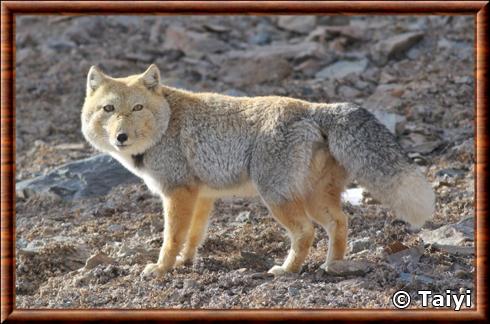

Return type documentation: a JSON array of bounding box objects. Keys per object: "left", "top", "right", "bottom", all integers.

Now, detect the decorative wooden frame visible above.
[{"left": 1, "top": 1, "right": 488, "bottom": 322}]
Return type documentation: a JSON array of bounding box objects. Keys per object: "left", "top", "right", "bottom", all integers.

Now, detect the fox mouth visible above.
[{"left": 115, "top": 143, "right": 130, "bottom": 149}]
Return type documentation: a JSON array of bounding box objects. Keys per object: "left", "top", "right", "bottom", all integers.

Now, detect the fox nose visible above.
[{"left": 117, "top": 133, "right": 128, "bottom": 143}]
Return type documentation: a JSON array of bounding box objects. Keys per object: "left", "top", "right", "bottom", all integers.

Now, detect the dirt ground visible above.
[{"left": 15, "top": 15, "right": 475, "bottom": 309}]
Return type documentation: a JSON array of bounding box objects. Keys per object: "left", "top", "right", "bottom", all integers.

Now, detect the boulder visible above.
[
  {"left": 220, "top": 56, "right": 292, "bottom": 87},
  {"left": 16, "top": 154, "right": 140, "bottom": 201},
  {"left": 372, "top": 32, "right": 424, "bottom": 65},
  {"left": 315, "top": 58, "right": 368, "bottom": 80},
  {"left": 164, "top": 26, "right": 229, "bottom": 58},
  {"left": 419, "top": 217, "right": 474, "bottom": 246}
]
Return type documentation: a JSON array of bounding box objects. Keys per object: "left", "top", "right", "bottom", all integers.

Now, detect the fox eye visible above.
[
  {"left": 133, "top": 104, "right": 144, "bottom": 111},
  {"left": 103, "top": 105, "right": 115, "bottom": 112}
]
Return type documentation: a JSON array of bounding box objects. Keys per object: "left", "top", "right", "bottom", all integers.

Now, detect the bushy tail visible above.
[{"left": 315, "top": 103, "right": 435, "bottom": 228}]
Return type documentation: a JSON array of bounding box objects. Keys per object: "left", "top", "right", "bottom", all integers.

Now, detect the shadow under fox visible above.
[{"left": 81, "top": 64, "right": 435, "bottom": 277}]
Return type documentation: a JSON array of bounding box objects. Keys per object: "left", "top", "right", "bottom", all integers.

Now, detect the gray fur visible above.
[
  {"left": 83, "top": 77, "right": 433, "bottom": 225},
  {"left": 142, "top": 91, "right": 413, "bottom": 204}
]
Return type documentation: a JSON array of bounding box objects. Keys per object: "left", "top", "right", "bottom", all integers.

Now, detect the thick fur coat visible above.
[{"left": 81, "top": 65, "right": 435, "bottom": 277}]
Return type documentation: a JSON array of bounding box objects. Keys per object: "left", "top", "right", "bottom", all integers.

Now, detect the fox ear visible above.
[
  {"left": 140, "top": 64, "right": 160, "bottom": 90},
  {"left": 86, "top": 65, "right": 107, "bottom": 95}
]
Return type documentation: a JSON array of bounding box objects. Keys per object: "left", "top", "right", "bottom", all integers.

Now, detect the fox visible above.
[{"left": 81, "top": 64, "right": 435, "bottom": 278}]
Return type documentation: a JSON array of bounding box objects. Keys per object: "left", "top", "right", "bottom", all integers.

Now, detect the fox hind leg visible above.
[
  {"left": 306, "top": 192, "right": 348, "bottom": 267},
  {"left": 265, "top": 199, "right": 315, "bottom": 276},
  {"left": 305, "top": 156, "right": 349, "bottom": 268},
  {"left": 305, "top": 150, "right": 348, "bottom": 267}
]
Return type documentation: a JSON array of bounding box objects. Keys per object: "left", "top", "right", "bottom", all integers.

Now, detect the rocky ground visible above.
[{"left": 15, "top": 15, "right": 475, "bottom": 309}]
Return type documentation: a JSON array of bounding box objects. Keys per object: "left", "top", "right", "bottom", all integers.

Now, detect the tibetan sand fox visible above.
[{"left": 82, "top": 64, "right": 435, "bottom": 278}]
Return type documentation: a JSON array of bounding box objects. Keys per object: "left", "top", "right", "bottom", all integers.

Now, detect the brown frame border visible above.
[{"left": 1, "top": 1, "right": 488, "bottom": 322}]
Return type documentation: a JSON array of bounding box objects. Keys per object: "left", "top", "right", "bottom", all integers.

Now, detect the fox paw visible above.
[
  {"left": 141, "top": 263, "right": 168, "bottom": 279},
  {"left": 267, "top": 265, "right": 289, "bottom": 276},
  {"left": 174, "top": 255, "right": 193, "bottom": 267}
]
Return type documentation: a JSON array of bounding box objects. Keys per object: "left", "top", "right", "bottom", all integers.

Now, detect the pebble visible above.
[{"left": 85, "top": 252, "right": 115, "bottom": 270}]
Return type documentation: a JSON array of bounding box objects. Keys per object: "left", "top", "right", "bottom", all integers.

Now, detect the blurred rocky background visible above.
[{"left": 16, "top": 15, "right": 474, "bottom": 309}]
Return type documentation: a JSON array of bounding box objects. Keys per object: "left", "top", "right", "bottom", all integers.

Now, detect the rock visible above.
[
  {"left": 203, "top": 23, "right": 230, "bottom": 33},
  {"left": 385, "top": 241, "right": 410, "bottom": 255},
  {"left": 371, "top": 111, "right": 406, "bottom": 136},
  {"left": 20, "top": 240, "right": 90, "bottom": 272},
  {"left": 435, "top": 168, "right": 466, "bottom": 179},
  {"left": 341, "top": 188, "right": 364, "bottom": 206},
  {"left": 437, "top": 38, "right": 472, "bottom": 60},
  {"left": 236, "top": 211, "right": 252, "bottom": 223},
  {"left": 317, "top": 16, "right": 350, "bottom": 26},
  {"left": 16, "top": 48, "right": 33, "bottom": 65},
  {"left": 307, "top": 26, "right": 363, "bottom": 43},
  {"left": 220, "top": 42, "right": 311, "bottom": 84},
  {"left": 363, "top": 84, "right": 404, "bottom": 112},
  {"left": 403, "top": 131, "right": 443, "bottom": 154},
  {"left": 433, "top": 244, "right": 474, "bottom": 256},
  {"left": 337, "top": 85, "right": 361, "bottom": 99},
  {"left": 46, "top": 38, "right": 76, "bottom": 52},
  {"left": 349, "top": 238, "right": 372, "bottom": 254},
  {"left": 248, "top": 23, "right": 272, "bottom": 45},
  {"left": 399, "top": 272, "right": 434, "bottom": 285},
  {"left": 455, "top": 269, "right": 473, "bottom": 279},
  {"left": 109, "top": 16, "right": 141, "bottom": 30},
  {"left": 322, "top": 260, "right": 372, "bottom": 276},
  {"left": 183, "top": 279, "right": 198, "bottom": 290},
  {"left": 248, "top": 31, "right": 271, "bottom": 45},
  {"left": 379, "top": 70, "right": 397, "bottom": 84},
  {"left": 288, "top": 287, "right": 300, "bottom": 296},
  {"left": 220, "top": 56, "right": 292, "bottom": 87},
  {"left": 386, "top": 243, "right": 424, "bottom": 265},
  {"left": 372, "top": 32, "right": 424, "bottom": 65},
  {"left": 277, "top": 16, "right": 316, "bottom": 34},
  {"left": 448, "top": 138, "right": 474, "bottom": 162},
  {"left": 16, "top": 238, "right": 28, "bottom": 249},
  {"left": 239, "top": 251, "right": 274, "bottom": 270},
  {"left": 53, "top": 143, "right": 85, "bottom": 150},
  {"left": 315, "top": 58, "right": 368, "bottom": 80},
  {"left": 419, "top": 217, "right": 474, "bottom": 246},
  {"left": 363, "top": 197, "right": 381, "bottom": 205},
  {"left": 412, "top": 141, "right": 442, "bottom": 154},
  {"left": 212, "top": 41, "right": 325, "bottom": 64},
  {"left": 408, "top": 152, "right": 428, "bottom": 166},
  {"left": 164, "top": 26, "right": 229, "bottom": 58},
  {"left": 296, "top": 58, "right": 334, "bottom": 78},
  {"left": 123, "top": 52, "right": 154, "bottom": 63},
  {"left": 454, "top": 76, "right": 471, "bottom": 84},
  {"left": 85, "top": 252, "right": 115, "bottom": 270},
  {"left": 149, "top": 19, "right": 165, "bottom": 43},
  {"left": 63, "top": 16, "right": 106, "bottom": 44},
  {"left": 16, "top": 154, "right": 140, "bottom": 201},
  {"left": 18, "top": 240, "right": 45, "bottom": 256},
  {"left": 107, "top": 224, "right": 124, "bottom": 233},
  {"left": 250, "top": 272, "right": 274, "bottom": 280}
]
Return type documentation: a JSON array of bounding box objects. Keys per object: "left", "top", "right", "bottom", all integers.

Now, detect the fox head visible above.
[{"left": 81, "top": 64, "right": 170, "bottom": 156}]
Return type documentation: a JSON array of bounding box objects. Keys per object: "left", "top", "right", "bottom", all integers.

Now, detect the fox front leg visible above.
[
  {"left": 175, "top": 197, "right": 215, "bottom": 267},
  {"left": 141, "top": 187, "right": 197, "bottom": 278}
]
